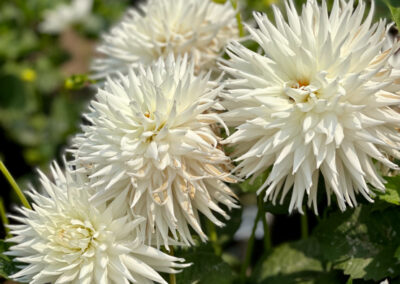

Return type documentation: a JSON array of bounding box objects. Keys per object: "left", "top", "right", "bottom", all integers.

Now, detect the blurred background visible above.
[
  {"left": 0, "top": 0, "right": 134, "bottom": 236},
  {"left": 0, "top": 0, "right": 397, "bottom": 283}
]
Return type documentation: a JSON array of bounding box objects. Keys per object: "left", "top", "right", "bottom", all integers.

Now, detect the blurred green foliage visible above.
[{"left": 0, "top": 0, "right": 130, "bottom": 170}]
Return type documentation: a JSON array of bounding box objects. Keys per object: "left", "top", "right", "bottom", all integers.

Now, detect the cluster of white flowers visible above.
[{"left": 8, "top": 0, "right": 400, "bottom": 283}]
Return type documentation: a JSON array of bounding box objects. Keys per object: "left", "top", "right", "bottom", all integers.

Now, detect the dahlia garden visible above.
[{"left": 1, "top": 0, "right": 400, "bottom": 283}]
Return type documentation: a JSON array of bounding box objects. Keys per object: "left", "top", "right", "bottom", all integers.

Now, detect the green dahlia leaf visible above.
[
  {"left": 252, "top": 238, "right": 343, "bottom": 284},
  {"left": 387, "top": 2, "right": 400, "bottom": 31},
  {"left": 314, "top": 205, "right": 400, "bottom": 281},
  {"left": 0, "top": 240, "right": 18, "bottom": 280},
  {"left": 176, "top": 245, "right": 236, "bottom": 284},
  {"left": 377, "top": 176, "right": 400, "bottom": 206},
  {"left": 239, "top": 171, "right": 269, "bottom": 193}
]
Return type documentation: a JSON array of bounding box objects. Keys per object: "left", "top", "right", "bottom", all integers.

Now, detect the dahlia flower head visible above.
[
  {"left": 71, "top": 54, "right": 238, "bottom": 247},
  {"left": 39, "top": 0, "right": 93, "bottom": 34},
  {"left": 91, "top": 0, "right": 238, "bottom": 79},
  {"left": 7, "top": 162, "right": 188, "bottom": 284},
  {"left": 222, "top": 0, "right": 400, "bottom": 214}
]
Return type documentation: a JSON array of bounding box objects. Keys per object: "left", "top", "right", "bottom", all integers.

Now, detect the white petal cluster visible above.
[
  {"left": 91, "top": 0, "right": 238, "bottom": 79},
  {"left": 7, "top": 163, "right": 187, "bottom": 284},
  {"left": 39, "top": 0, "right": 93, "bottom": 34},
  {"left": 72, "top": 55, "right": 238, "bottom": 247},
  {"left": 222, "top": 0, "right": 400, "bottom": 213}
]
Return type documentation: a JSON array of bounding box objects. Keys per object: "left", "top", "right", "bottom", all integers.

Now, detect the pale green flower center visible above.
[{"left": 51, "top": 220, "right": 97, "bottom": 254}]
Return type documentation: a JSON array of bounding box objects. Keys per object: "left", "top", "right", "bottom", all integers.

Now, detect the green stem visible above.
[
  {"left": 301, "top": 206, "right": 308, "bottom": 239},
  {"left": 169, "top": 246, "right": 177, "bottom": 284},
  {"left": 230, "top": 0, "right": 245, "bottom": 37},
  {"left": 257, "top": 195, "right": 271, "bottom": 251},
  {"left": 240, "top": 203, "right": 261, "bottom": 283},
  {"left": 0, "top": 160, "right": 31, "bottom": 210},
  {"left": 207, "top": 219, "right": 222, "bottom": 256},
  {"left": 0, "top": 197, "right": 11, "bottom": 238}
]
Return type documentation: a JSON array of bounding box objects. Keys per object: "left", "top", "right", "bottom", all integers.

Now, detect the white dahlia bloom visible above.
[
  {"left": 39, "top": 0, "right": 93, "bottom": 34},
  {"left": 91, "top": 0, "right": 238, "bottom": 79},
  {"left": 7, "top": 163, "right": 188, "bottom": 284},
  {"left": 71, "top": 55, "right": 238, "bottom": 247},
  {"left": 222, "top": 0, "right": 400, "bottom": 213}
]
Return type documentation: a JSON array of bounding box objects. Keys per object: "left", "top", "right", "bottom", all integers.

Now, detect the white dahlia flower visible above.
[
  {"left": 39, "top": 0, "right": 93, "bottom": 34},
  {"left": 7, "top": 162, "right": 188, "bottom": 284},
  {"left": 221, "top": 0, "right": 400, "bottom": 213},
  {"left": 91, "top": 0, "right": 238, "bottom": 79},
  {"left": 71, "top": 55, "right": 238, "bottom": 247}
]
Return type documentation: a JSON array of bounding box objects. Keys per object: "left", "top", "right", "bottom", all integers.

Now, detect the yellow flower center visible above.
[{"left": 287, "top": 79, "right": 321, "bottom": 104}]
